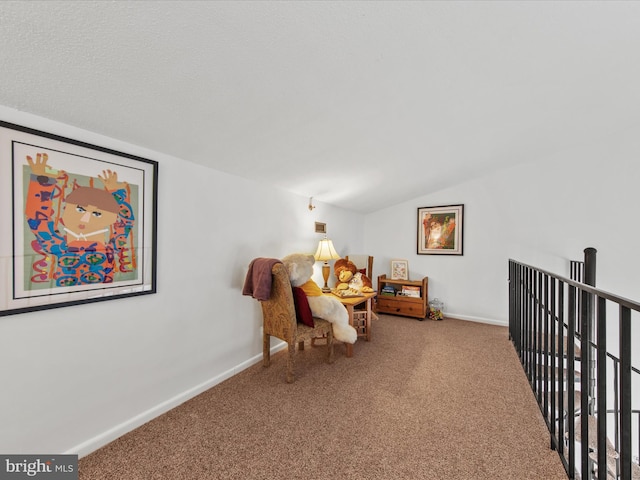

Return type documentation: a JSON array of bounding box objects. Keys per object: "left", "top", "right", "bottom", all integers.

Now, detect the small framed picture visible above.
[
  {"left": 390, "top": 259, "right": 409, "bottom": 280},
  {"left": 417, "top": 204, "right": 464, "bottom": 255}
]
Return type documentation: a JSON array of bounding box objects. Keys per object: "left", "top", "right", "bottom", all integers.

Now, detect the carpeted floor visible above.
[{"left": 79, "top": 315, "right": 568, "bottom": 479}]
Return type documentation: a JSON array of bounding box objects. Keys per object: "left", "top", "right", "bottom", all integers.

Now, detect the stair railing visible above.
[{"left": 509, "top": 258, "right": 640, "bottom": 480}]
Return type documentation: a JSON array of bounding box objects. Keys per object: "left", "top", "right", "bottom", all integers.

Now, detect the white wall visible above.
[
  {"left": 364, "top": 125, "right": 640, "bottom": 325},
  {"left": 0, "top": 106, "right": 363, "bottom": 456}
]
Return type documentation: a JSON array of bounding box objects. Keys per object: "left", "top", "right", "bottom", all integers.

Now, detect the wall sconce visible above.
[
  {"left": 314, "top": 236, "right": 340, "bottom": 293},
  {"left": 308, "top": 197, "right": 316, "bottom": 211}
]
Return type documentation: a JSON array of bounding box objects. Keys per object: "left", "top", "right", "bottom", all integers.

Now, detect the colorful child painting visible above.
[{"left": 24, "top": 152, "right": 137, "bottom": 288}]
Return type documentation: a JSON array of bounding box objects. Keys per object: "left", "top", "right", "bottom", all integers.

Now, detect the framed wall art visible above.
[
  {"left": 0, "top": 121, "right": 158, "bottom": 316},
  {"left": 390, "top": 259, "right": 409, "bottom": 280},
  {"left": 417, "top": 204, "right": 464, "bottom": 255}
]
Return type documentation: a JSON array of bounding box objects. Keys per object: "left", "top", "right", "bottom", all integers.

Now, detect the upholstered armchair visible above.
[{"left": 260, "top": 263, "right": 334, "bottom": 383}]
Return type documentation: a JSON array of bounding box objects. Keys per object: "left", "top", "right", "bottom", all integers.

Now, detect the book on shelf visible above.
[
  {"left": 401, "top": 285, "right": 421, "bottom": 298},
  {"left": 381, "top": 285, "right": 396, "bottom": 296}
]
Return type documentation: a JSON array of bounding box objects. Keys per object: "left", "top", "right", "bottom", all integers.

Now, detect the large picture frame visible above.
[
  {"left": 0, "top": 121, "right": 158, "bottom": 316},
  {"left": 417, "top": 204, "right": 464, "bottom": 255}
]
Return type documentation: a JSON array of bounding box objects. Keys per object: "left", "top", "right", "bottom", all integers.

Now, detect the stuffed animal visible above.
[
  {"left": 333, "top": 258, "right": 374, "bottom": 293},
  {"left": 281, "top": 253, "right": 357, "bottom": 344}
]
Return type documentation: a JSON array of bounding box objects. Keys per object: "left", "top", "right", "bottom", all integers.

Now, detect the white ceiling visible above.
[{"left": 1, "top": 1, "right": 639, "bottom": 213}]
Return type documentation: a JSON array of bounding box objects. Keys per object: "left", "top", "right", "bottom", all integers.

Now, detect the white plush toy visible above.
[{"left": 281, "top": 253, "right": 357, "bottom": 344}]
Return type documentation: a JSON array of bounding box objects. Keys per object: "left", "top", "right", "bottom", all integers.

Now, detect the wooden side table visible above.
[{"left": 326, "top": 291, "right": 377, "bottom": 357}]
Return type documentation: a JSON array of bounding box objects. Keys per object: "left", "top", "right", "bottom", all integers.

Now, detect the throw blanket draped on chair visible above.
[{"left": 242, "top": 257, "right": 282, "bottom": 301}]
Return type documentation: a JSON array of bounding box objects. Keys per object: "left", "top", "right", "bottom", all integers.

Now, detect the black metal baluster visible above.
[
  {"left": 613, "top": 360, "right": 620, "bottom": 471},
  {"left": 509, "top": 261, "right": 514, "bottom": 343},
  {"left": 550, "top": 276, "right": 558, "bottom": 450},
  {"left": 518, "top": 263, "right": 523, "bottom": 356},
  {"left": 558, "top": 280, "right": 566, "bottom": 458},
  {"left": 620, "top": 306, "right": 631, "bottom": 480},
  {"left": 527, "top": 266, "right": 534, "bottom": 383},
  {"left": 568, "top": 285, "right": 577, "bottom": 478},
  {"left": 537, "top": 271, "right": 543, "bottom": 402},
  {"left": 543, "top": 273, "right": 550, "bottom": 422},
  {"left": 596, "top": 296, "right": 607, "bottom": 480},
  {"left": 580, "top": 285, "right": 591, "bottom": 479}
]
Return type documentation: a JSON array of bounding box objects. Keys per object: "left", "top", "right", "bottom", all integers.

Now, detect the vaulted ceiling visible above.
[{"left": 1, "top": 1, "right": 639, "bottom": 213}]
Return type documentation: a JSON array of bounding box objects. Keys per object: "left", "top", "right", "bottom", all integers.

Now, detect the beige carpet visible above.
[{"left": 79, "top": 315, "right": 568, "bottom": 479}]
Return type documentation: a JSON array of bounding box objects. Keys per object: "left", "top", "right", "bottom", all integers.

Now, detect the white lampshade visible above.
[{"left": 314, "top": 238, "right": 340, "bottom": 261}]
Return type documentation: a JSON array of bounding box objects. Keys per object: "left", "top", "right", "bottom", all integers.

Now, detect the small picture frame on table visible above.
[{"left": 390, "top": 259, "right": 409, "bottom": 280}]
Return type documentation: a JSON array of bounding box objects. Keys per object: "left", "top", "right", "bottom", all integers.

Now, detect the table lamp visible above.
[{"left": 314, "top": 236, "right": 340, "bottom": 293}]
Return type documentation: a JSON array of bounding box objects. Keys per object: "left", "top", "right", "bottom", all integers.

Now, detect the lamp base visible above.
[{"left": 321, "top": 262, "right": 331, "bottom": 293}]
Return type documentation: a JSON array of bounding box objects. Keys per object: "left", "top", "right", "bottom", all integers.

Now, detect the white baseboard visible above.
[
  {"left": 444, "top": 313, "right": 508, "bottom": 327},
  {"left": 68, "top": 342, "right": 287, "bottom": 458}
]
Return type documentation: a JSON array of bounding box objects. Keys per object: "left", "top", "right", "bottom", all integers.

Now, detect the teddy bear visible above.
[
  {"left": 333, "top": 258, "right": 374, "bottom": 293},
  {"left": 281, "top": 253, "right": 357, "bottom": 344}
]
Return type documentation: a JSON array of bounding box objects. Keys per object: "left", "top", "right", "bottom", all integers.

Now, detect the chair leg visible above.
[
  {"left": 327, "top": 328, "right": 334, "bottom": 364},
  {"left": 263, "top": 333, "right": 271, "bottom": 368},
  {"left": 311, "top": 334, "right": 327, "bottom": 346},
  {"left": 286, "top": 342, "right": 296, "bottom": 383}
]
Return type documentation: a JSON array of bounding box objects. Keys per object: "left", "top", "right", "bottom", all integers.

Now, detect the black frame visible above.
[{"left": 0, "top": 121, "right": 158, "bottom": 316}]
